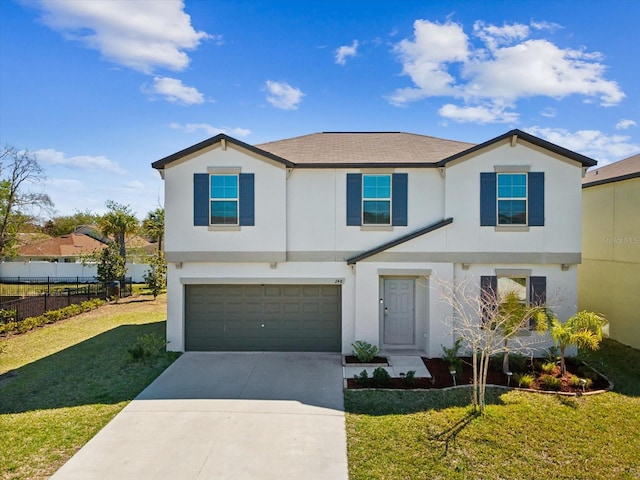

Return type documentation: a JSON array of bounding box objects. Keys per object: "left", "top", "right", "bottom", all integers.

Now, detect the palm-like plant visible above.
[
  {"left": 142, "top": 207, "right": 164, "bottom": 254},
  {"left": 98, "top": 200, "right": 138, "bottom": 264},
  {"left": 550, "top": 311, "right": 607, "bottom": 374},
  {"left": 496, "top": 291, "right": 549, "bottom": 373}
]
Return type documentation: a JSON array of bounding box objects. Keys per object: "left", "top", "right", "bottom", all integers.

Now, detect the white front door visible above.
[{"left": 383, "top": 278, "right": 415, "bottom": 345}]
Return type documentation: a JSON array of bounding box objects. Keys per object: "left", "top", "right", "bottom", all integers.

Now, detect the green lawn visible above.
[
  {"left": 346, "top": 339, "right": 640, "bottom": 480},
  {"left": 0, "top": 296, "right": 175, "bottom": 480}
]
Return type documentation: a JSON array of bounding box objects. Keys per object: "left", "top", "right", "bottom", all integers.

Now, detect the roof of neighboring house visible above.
[
  {"left": 256, "top": 132, "right": 474, "bottom": 167},
  {"left": 582, "top": 154, "right": 640, "bottom": 188},
  {"left": 152, "top": 129, "right": 597, "bottom": 170},
  {"left": 17, "top": 233, "right": 107, "bottom": 258}
]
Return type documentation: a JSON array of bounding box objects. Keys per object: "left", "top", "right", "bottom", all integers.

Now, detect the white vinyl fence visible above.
[{"left": 0, "top": 261, "right": 151, "bottom": 283}]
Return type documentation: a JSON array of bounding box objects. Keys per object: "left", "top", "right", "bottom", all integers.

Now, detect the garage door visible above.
[{"left": 185, "top": 284, "right": 341, "bottom": 352}]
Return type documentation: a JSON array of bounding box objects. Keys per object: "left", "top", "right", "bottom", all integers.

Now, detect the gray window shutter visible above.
[
  {"left": 528, "top": 172, "right": 545, "bottom": 226},
  {"left": 346, "top": 173, "right": 362, "bottom": 226},
  {"left": 530, "top": 276, "right": 546, "bottom": 306},
  {"left": 239, "top": 173, "right": 255, "bottom": 226},
  {"left": 392, "top": 173, "right": 408, "bottom": 226},
  {"left": 480, "top": 275, "right": 497, "bottom": 323},
  {"left": 193, "top": 173, "right": 209, "bottom": 226},
  {"left": 480, "top": 173, "right": 497, "bottom": 226}
]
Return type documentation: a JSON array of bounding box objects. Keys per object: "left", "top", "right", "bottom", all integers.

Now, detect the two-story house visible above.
[{"left": 152, "top": 129, "right": 596, "bottom": 356}]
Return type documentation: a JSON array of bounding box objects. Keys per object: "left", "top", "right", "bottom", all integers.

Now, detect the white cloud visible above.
[
  {"left": 265, "top": 80, "right": 305, "bottom": 110},
  {"left": 540, "top": 107, "right": 557, "bottom": 118},
  {"left": 36, "top": 148, "right": 126, "bottom": 175},
  {"left": 147, "top": 77, "right": 204, "bottom": 105},
  {"left": 392, "top": 20, "right": 468, "bottom": 102},
  {"left": 123, "top": 180, "right": 144, "bottom": 190},
  {"left": 169, "top": 122, "right": 251, "bottom": 137},
  {"left": 526, "top": 126, "right": 640, "bottom": 162},
  {"left": 390, "top": 19, "right": 625, "bottom": 123},
  {"left": 438, "top": 103, "right": 518, "bottom": 124},
  {"left": 31, "top": 0, "right": 212, "bottom": 73},
  {"left": 616, "top": 119, "right": 637, "bottom": 130},
  {"left": 335, "top": 40, "right": 359, "bottom": 65}
]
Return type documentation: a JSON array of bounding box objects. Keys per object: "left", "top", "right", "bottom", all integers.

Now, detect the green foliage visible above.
[
  {"left": 127, "top": 333, "right": 167, "bottom": 363},
  {"left": 1, "top": 299, "right": 105, "bottom": 336},
  {"left": 96, "top": 241, "right": 126, "bottom": 286},
  {"left": 441, "top": 337, "right": 463, "bottom": 375},
  {"left": 0, "top": 145, "right": 53, "bottom": 258},
  {"left": 507, "top": 353, "right": 529, "bottom": 374},
  {"left": 540, "top": 374, "right": 561, "bottom": 391},
  {"left": 98, "top": 200, "right": 139, "bottom": 262},
  {"left": 354, "top": 369, "right": 369, "bottom": 386},
  {"left": 351, "top": 340, "right": 379, "bottom": 363},
  {"left": 0, "top": 309, "right": 16, "bottom": 323},
  {"left": 514, "top": 373, "right": 535, "bottom": 388},
  {"left": 541, "top": 362, "right": 557, "bottom": 374},
  {"left": 551, "top": 311, "right": 607, "bottom": 373},
  {"left": 143, "top": 207, "right": 164, "bottom": 252},
  {"left": 143, "top": 253, "right": 167, "bottom": 300},
  {"left": 371, "top": 367, "right": 392, "bottom": 387},
  {"left": 42, "top": 210, "right": 97, "bottom": 236},
  {"left": 544, "top": 346, "right": 560, "bottom": 364},
  {"left": 405, "top": 370, "right": 416, "bottom": 386},
  {"left": 569, "top": 375, "right": 593, "bottom": 389}
]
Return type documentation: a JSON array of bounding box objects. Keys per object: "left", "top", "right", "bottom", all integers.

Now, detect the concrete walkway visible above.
[{"left": 51, "top": 352, "right": 348, "bottom": 480}]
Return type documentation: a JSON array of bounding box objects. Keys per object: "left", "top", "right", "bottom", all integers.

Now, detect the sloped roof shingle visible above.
[{"left": 582, "top": 154, "right": 640, "bottom": 188}]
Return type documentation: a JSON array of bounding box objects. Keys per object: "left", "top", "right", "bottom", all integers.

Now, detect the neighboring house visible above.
[
  {"left": 152, "top": 129, "right": 596, "bottom": 355},
  {"left": 579, "top": 154, "right": 640, "bottom": 349},
  {"left": 14, "top": 233, "right": 106, "bottom": 262}
]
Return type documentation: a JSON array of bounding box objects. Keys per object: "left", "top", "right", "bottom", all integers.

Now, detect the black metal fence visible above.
[{"left": 0, "top": 277, "right": 132, "bottom": 323}]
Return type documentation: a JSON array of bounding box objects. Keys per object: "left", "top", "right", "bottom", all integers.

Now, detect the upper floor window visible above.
[
  {"left": 346, "top": 173, "right": 407, "bottom": 227},
  {"left": 497, "top": 173, "right": 527, "bottom": 225},
  {"left": 480, "top": 171, "right": 544, "bottom": 227},
  {"left": 362, "top": 174, "right": 391, "bottom": 225},
  {"left": 210, "top": 175, "right": 238, "bottom": 225},
  {"left": 194, "top": 172, "right": 254, "bottom": 227}
]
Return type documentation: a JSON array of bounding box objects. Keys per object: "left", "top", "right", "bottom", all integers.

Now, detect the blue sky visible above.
[{"left": 1, "top": 0, "right": 638, "bottom": 219}]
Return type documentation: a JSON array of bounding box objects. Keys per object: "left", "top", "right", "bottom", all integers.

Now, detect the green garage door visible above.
[{"left": 185, "top": 284, "right": 341, "bottom": 352}]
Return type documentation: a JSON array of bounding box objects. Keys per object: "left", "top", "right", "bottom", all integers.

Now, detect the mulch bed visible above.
[
  {"left": 343, "top": 355, "right": 389, "bottom": 365},
  {"left": 346, "top": 357, "right": 610, "bottom": 393}
]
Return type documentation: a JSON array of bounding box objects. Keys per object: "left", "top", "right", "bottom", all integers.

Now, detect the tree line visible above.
[{"left": 1, "top": 144, "right": 166, "bottom": 298}]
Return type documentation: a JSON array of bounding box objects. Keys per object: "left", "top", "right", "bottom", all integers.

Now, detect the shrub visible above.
[
  {"left": 351, "top": 340, "right": 379, "bottom": 363},
  {"left": 354, "top": 369, "right": 369, "bottom": 386},
  {"left": 127, "top": 333, "right": 168, "bottom": 363},
  {"left": 541, "top": 374, "right": 562, "bottom": 391},
  {"left": 44, "top": 310, "right": 62, "bottom": 324},
  {"left": 442, "top": 337, "right": 463, "bottom": 376},
  {"left": 371, "top": 367, "right": 392, "bottom": 387},
  {"left": 508, "top": 354, "right": 529, "bottom": 374},
  {"left": 3, "top": 321, "right": 17, "bottom": 333},
  {"left": 405, "top": 370, "right": 416, "bottom": 386},
  {"left": 569, "top": 375, "right": 593, "bottom": 389},
  {"left": 541, "top": 362, "right": 557, "bottom": 375},
  {"left": 515, "top": 373, "right": 535, "bottom": 388}
]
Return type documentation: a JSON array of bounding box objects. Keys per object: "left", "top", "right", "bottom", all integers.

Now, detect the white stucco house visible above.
[{"left": 152, "top": 129, "right": 596, "bottom": 356}]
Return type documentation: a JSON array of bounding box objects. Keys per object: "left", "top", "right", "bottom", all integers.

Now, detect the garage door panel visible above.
[{"left": 185, "top": 284, "right": 341, "bottom": 352}]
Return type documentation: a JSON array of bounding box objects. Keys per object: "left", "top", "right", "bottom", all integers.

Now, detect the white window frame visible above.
[
  {"left": 209, "top": 174, "right": 239, "bottom": 226},
  {"left": 497, "top": 172, "right": 528, "bottom": 226},
  {"left": 362, "top": 174, "right": 392, "bottom": 226}
]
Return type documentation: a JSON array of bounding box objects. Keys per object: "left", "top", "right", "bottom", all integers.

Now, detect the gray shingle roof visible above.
[
  {"left": 256, "top": 132, "right": 474, "bottom": 166},
  {"left": 582, "top": 154, "right": 640, "bottom": 187}
]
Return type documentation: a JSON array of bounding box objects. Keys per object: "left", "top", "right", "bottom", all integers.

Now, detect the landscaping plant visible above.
[
  {"left": 550, "top": 310, "right": 607, "bottom": 374},
  {"left": 351, "top": 340, "right": 379, "bottom": 363}
]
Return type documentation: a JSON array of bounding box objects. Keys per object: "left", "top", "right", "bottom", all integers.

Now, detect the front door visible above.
[{"left": 383, "top": 278, "right": 415, "bottom": 345}]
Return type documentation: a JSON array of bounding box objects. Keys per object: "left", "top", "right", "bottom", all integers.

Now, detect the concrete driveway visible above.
[{"left": 51, "top": 352, "right": 348, "bottom": 480}]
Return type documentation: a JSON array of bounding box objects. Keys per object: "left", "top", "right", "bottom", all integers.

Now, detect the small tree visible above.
[
  {"left": 0, "top": 145, "right": 53, "bottom": 257},
  {"left": 143, "top": 253, "right": 167, "bottom": 300},
  {"left": 550, "top": 311, "right": 607, "bottom": 374},
  {"left": 438, "top": 276, "right": 550, "bottom": 414},
  {"left": 142, "top": 207, "right": 164, "bottom": 253},
  {"left": 96, "top": 242, "right": 126, "bottom": 300}
]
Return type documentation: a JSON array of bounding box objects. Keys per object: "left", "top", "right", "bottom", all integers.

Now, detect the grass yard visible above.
[
  {"left": 0, "top": 295, "right": 174, "bottom": 480},
  {"left": 346, "top": 339, "right": 640, "bottom": 480}
]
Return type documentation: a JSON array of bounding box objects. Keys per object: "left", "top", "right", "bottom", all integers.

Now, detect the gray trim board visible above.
[
  {"left": 180, "top": 277, "right": 344, "bottom": 285},
  {"left": 166, "top": 251, "right": 287, "bottom": 263}
]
